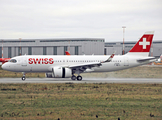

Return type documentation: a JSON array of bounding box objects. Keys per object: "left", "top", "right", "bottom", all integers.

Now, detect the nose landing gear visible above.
[
  {"left": 21, "top": 72, "right": 26, "bottom": 81},
  {"left": 22, "top": 76, "right": 26, "bottom": 81}
]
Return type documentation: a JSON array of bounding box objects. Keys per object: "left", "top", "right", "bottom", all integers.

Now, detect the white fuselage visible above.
[{"left": 2, "top": 55, "right": 151, "bottom": 73}]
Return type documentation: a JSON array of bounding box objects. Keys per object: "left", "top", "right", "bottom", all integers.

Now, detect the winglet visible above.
[{"left": 102, "top": 51, "right": 115, "bottom": 63}]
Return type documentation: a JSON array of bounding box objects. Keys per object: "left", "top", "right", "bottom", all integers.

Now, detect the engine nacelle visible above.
[{"left": 52, "top": 67, "right": 72, "bottom": 78}]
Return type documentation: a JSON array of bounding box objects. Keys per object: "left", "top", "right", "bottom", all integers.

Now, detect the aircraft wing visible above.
[
  {"left": 137, "top": 57, "right": 156, "bottom": 63},
  {"left": 68, "top": 62, "right": 102, "bottom": 69},
  {"left": 66, "top": 52, "right": 115, "bottom": 72}
]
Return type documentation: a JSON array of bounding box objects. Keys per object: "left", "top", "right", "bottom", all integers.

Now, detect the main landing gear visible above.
[
  {"left": 71, "top": 75, "right": 82, "bottom": 81},
  {"left": 21, "top": 72, "right": 26, "bottom": 81}
]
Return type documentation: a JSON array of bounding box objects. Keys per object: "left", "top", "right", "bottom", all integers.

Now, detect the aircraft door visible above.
[
  {"left": 124, "top": 57, "right": 129, "bottom": 66},
  {"left": 22, "top": 56, "right": 27, "bottom": 66}
]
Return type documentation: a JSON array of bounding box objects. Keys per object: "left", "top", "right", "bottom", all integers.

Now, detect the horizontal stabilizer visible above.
[{"left": 137, "top": 57, "right": 156, "bottom": 63}]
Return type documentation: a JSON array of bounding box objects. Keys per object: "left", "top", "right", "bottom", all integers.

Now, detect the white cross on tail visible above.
[{"left": 139, "top": 38, "right": 150, "bottom": 49}]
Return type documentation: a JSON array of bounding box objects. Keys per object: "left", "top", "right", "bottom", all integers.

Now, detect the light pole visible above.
[
  {"left": 122, "top": 26, "right": 126, "bottom": 55},
  {"left": 19, "top": 38, "right": 21, "bottom": 56},
  {"left": 2, "top": 40, "right": 3, "bottom": 59}
]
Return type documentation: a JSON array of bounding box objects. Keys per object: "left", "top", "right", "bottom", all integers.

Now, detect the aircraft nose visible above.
[{"left": 2, "top": 63, "right": 8, "bottom": 70}]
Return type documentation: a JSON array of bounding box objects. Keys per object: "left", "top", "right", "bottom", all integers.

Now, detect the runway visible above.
[{"left": 0, "top": 78, "right": 162, "bottom": 83}]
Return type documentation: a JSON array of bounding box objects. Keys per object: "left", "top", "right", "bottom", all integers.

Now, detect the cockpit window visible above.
[{"left": 9, "top": 59, "right": 17, "bottom": 63}]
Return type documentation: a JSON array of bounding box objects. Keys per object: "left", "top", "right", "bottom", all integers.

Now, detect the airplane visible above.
[
  {"left": 0, "top": 58, "right": 11, "bottom": 64},
  {"left": 65, "top": 51, "right": 71, "bottom": 55},
  {"left": 2, "top": 31, "right": 157, "bottom": 81}
]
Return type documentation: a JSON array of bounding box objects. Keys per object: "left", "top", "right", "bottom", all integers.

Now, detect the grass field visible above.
[
  {"left": 0, "top": 83, "right": 162, "bottom": 120},
  {"left": 0, "top": 65, "right": 162, "bottom": 119}
]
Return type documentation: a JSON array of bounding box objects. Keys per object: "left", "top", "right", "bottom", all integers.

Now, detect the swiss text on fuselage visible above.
[{"left": 28, "top": 58, "right": 54, "bottom": 64}]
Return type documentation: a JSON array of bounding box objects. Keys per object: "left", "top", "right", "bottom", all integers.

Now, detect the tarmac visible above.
[{"left": 0, "top": 78, "right": 162, "bottom": 84}]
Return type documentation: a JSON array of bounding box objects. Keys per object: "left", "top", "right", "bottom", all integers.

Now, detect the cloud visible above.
[{"left": 0, "top": 0, "right": 162, "bottom": 41}]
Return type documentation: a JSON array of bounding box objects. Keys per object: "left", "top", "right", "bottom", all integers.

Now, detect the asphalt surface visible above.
[{"left": 0, "top": 78, "right": 162, "bottom": 83}]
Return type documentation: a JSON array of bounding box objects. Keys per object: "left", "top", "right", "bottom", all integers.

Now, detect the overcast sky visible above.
[{"left": 0, "top": 0, "right": 162, "bottom": 42}]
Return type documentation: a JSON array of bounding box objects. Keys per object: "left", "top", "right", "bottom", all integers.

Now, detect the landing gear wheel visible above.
[
  {"left": 77, "top": 75, "right": 82, "bottom": 81},
  {"left": 22, "top": 76, "right": 26, "bottom": 81},
  {"left": 71, "top": 75, "right": 76, "bottom": 80}
]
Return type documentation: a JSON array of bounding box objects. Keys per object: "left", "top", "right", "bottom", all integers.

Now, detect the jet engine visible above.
[
  {"left": 52, "top": 67, "right": 72, "bottom": 78},
  {"left": 45, "top": 67, "right": 72, "bottom": 78}
]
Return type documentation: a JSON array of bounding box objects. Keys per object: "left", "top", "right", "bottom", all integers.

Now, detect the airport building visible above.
[
  {"left": 0, "top": 38, "right": 162, "bottom": 58},
  {"left": 104, "top": 40, "right": 162, "bottom": 57},
  {"left": 0, "top": 38, "right": 105, "bottom": 58}
]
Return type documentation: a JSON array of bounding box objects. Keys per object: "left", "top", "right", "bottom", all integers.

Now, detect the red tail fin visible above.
[
  {"left": 65, "top": 51, "right": 71, "bottom": 55},
  {"left": 129, "top": 31, "right": 154, "bottom": 53}
]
